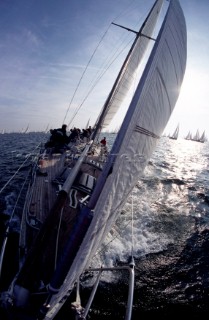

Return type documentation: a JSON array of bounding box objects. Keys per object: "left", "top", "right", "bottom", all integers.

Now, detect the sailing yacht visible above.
[
  {"left": 169, "top": 124, "right": 179, "bottom": 140},
  {"left": 199, "top": 130, "right": 206, "bottom": 143},
  {"left": 192, "top": 129, "right": 200, "bottom": 142},
  {"left": 0, "top": 1, "right": 187, "bottom": 319},
  {"left": 185, "top": 131, "right": 191, "bottom": 140}
]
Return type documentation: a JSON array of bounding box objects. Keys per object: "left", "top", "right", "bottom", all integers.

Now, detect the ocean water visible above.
[{"left": 0, "top": 132, "right": 209, "bottom": 319}]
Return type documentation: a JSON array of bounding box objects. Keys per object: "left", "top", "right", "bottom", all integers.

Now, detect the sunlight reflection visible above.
[{"left": 148, "top": 137, "right": 208, "bottom": 184}]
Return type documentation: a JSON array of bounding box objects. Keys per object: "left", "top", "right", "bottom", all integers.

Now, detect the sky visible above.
[{"left": 0, "top": 0, "right": 209, "bottom": 139}]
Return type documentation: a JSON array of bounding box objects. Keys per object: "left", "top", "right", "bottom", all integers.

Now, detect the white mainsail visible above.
[{"left": 46, "top": 0, "right": 187, "bottom": 318}]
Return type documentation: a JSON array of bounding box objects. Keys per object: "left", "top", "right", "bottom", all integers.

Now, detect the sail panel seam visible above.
[{"left": 134, "top": 125, "right": 160, "bottom": 139}]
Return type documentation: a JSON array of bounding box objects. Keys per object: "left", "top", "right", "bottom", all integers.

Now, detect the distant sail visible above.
[
  {"left": 185, "top": 131, "right": 191, "bottom": 140},
  {"left": 199, "top": 130, "right": 206, "bottom": 143},
  {"left": 169, "top": 124, "right": 179, "bottom": 140}
]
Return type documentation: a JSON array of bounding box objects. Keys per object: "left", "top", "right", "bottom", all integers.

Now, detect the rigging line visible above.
[
  {"left": 112, "top": 0, "right": 140, "bottom": 24},
  {"left": 63, "top": 25, "right": 111, "bottom": 125},
  {"left": 67, "top": 13, "right": 140, "bottom": 128},
  {"left": 80, "top": 21, "right": 135, "bottom": 101},
  {"left": 67, "top": 38, "right": 133, "bottom": 128},
  {"left": 65, "top": 3, "right": 136, "bottom": 127},
  {"left": 73, "top": 40, "right": 130, "bottom": 122},
  {"left": 66, "top": 19, "right": 135, "bottom": 128},
  {"left": 0, "top": 143, "right": 41, "bottom": 195}
]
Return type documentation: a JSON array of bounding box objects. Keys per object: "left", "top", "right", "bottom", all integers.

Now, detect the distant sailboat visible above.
[
  {"left": 185, "top": 131, "right": 191, "bottom": 140},
  {"left": 44, "top": 123, "right": 50, "bottom": 134},
  {"left": 192, "top": 129, "right": 200, "bottom": 142},
  {"left": 169, "top": 124, "right": 179, "bottom": 140},
  {"left": 21, "top": 124, "right": 29, "bottom": 134},
  {"left": 193, "top": 130, "right": 206, "bottom": 143},
  {"left": 85, "top": 118, "right": 90, "bottom": 129},
  {"left": 199, "top": 130, "right": 206, "bottom": 143},
  {"left": 186, "top": 129, "right": 206, "bottom": 143}
]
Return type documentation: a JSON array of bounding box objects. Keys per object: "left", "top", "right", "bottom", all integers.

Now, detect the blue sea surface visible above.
[{"left": 0, "top": 132, "right": 209, "bottom": 319}]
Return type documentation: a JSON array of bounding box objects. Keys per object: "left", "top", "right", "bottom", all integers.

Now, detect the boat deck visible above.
[
  {"left": 28, "top": 153, "right": 66, "bottom": 225},
  {"left": 19, "top": 142, "right": 106, "bottom": 282}
]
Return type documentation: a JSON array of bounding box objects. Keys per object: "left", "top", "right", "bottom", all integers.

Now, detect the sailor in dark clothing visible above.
[
  {"left": 55, "top": 124, "right": 69, "bottom": 144},
  {"left": 68, "top": 127, "right": 80, "bottom": 142},
  {"left": 45, "top": 124, "right": 70, "bottom": 152},
  {"left": 81, "top": 129, "right": 88, "bottom": 142}
]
